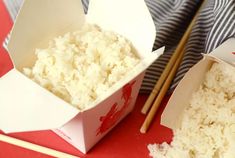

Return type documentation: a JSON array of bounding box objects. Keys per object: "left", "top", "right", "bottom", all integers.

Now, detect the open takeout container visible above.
[
  {"left": 0, "top": 0, "right": 164, "bottom": 153},
  {"left": 161, "top": 38, "right": 235, "bottom": 130}
]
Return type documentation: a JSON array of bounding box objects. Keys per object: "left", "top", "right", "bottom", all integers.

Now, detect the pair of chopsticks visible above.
[
  {"left": 140, "top": 0, "right": 206, "bottom": 133},
  {"left": 0, "top": 134, "right": 78, "bottom": 158}
]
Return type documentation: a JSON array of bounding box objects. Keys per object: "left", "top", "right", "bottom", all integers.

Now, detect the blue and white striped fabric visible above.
[{"left": 3, "top": 0, "right": 235, "bottom": 93}]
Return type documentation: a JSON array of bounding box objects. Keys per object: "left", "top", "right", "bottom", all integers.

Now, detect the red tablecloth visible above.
[{"left": 0, "top": 1, "right": 173, "bottom": 157}]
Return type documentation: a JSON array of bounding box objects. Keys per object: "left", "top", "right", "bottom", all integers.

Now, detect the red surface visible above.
[
  {"left": 0, "top": 1, "right": 173, "bottom": 157},
  {"left": 0, "top": 0, "right": 13, "bottom": 76}
]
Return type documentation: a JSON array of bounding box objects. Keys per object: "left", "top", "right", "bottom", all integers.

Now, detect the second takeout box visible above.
[
  {"left": 161, "top": 38, "right": 235, "bottom": 130},
  {"left": 0, "top": 0, "right": 163, "bottom": 153}
]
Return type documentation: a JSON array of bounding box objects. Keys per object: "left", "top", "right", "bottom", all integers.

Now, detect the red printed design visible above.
[
  {"left": 96, "top": 80, "right": 136, "bottom": 135},
  {"left": 232, "top": 52, "right": 235, "bottom": 55}
]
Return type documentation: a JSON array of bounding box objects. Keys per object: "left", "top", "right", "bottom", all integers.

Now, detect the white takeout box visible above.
[
  {"left": 161, "top": 38, "right": 235, "bottom": 130},
  {"left": 0, "top": 0, "right": 164, "bottom": 153}
]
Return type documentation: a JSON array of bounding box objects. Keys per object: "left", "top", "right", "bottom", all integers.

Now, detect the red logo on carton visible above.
[
  {"left": 232, "top": 52, "right": 235, "bottom": 55},
  {"left": 96, "top": 80, "right": 136, "bottom": 135}
]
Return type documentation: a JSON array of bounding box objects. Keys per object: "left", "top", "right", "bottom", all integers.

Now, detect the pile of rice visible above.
[
  {"left": 23, "top": 24, "right": 140, "bottom": 110},
  {"left": 148, "top": 62, "right": 235, "bottom": 158}
]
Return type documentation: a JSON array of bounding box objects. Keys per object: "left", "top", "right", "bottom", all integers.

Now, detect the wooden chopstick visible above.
[
  {"left": 140, "top": 47, "right": 185, "bottom": 133},
  {"left": 0, "top": 134, "right": 78, "bottom": 158},
  {"left": 141, "top": 36, "right": 187, "bottom": 114},
  {"left": 141, "top": 1, "right": 205, "bottom": 115},
  {"left": 140, "top": 0, "right": 206, "bottom": 133}
]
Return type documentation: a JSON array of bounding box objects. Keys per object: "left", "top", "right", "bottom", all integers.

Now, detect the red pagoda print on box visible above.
[{"left": 96, "top": 80, "right": 136, "bottom": 135}]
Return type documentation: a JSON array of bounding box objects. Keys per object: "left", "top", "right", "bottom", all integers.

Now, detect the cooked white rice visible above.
[
  {"left": 23, "top": 24, "right": 140, "bottom": 110},
  {"left": 148, "top": 62, "right": 235, "bottom": 158}
]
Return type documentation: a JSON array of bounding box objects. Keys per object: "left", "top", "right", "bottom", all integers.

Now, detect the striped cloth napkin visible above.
[{"left": 3, "top": 0, "right": 235, "bottom": 93}]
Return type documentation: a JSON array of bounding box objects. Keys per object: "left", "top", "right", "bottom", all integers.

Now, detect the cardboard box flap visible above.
[
  {"left": 87, "top": 0, "right": 156, "bottom": 60},
  {"left": 7, "top": 0, "right": 85, "bottom": 70},
  {"left": 209, "top": 38, "right": 235, "bottom": 66},
  {"left": 0, "top": 69, "right": 78, "bottom": 133},
  {"left": 142, "top": 47, "right": 164, "bottom": 67},
  {"left": 161, "top": 57, "right": 212, "bottom": 130}
]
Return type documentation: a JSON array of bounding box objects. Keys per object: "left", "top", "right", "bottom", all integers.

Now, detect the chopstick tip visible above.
[
  {"left": 140, "top": 127, "right": 147, "bottom": 134},
  {"left": 141, "top": 108, "right": 148, "bottom": 115}
]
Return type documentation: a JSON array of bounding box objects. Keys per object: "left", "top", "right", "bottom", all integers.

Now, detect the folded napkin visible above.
[{"left": 3, "top": 0, "right": 235, "bottom": 93}]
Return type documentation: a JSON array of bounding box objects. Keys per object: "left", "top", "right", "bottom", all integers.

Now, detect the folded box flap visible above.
[
  {"left": 87, "top": 0, "right": 156, "bottom": 59},
  {"left": 7, "top": 0, "right": 85, "bottom": 70},
  {"left": 161, "top": 57, "right": 212, "bottom": 130},
  {"left": 0, "top": 69, "right": 78, "bottom": 133},
  {"left": 142, "top": 47, "right": 164, "bottom": 68},
  {"left": 210, "top": 38, "right": 235, "bottom": 66}
]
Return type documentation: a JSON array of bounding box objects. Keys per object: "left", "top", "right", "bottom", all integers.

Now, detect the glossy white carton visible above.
[
  {"left": 161, "top": 38, "right": 235, "bottom": 130},
  {"left": 0, "top": 0, "right": 163, "bottom": 153}
]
